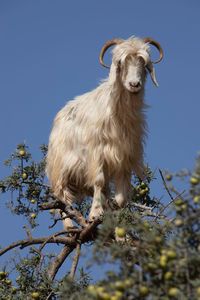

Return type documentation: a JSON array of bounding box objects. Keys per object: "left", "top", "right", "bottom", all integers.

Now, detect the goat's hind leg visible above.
[{"left": 114, "top": 171, "right": 131, "bottom": 208}]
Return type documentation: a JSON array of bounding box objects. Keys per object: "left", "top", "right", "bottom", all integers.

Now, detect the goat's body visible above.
[
  {"left": 46, "top": 78, "right": 146, "bottom": 212},
  {"left": 46, "top": 37, "right": 162, "bottom": 224}
]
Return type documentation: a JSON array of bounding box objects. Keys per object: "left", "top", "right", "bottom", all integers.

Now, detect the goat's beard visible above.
[{"left": 129, "top": 88, "right": 141, "bottom": 94}]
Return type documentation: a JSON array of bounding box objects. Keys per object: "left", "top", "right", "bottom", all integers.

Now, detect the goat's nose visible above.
[{"left": 129, "top": 81, "right": 141, "bottom": 88}]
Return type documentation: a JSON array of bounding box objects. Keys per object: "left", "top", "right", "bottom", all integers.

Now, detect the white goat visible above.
[{"left": 46, "top": 36, "right": 163, "bottom": 228}]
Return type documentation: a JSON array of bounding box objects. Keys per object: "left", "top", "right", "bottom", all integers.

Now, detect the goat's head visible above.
[{"left": 99, "top": 37, "right": 163, "bottom": 93}]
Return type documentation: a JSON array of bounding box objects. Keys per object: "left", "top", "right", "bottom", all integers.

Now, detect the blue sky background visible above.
[{"left": 0, "top": 0, "right": 200, "bottom": 280}]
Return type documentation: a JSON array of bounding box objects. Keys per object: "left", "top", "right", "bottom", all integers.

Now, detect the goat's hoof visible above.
[{"left": 88, "top": 216, "right": 97, "bottom": 223}]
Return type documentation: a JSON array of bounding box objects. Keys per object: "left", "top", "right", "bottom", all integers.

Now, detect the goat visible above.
[{"left": 46, "top": 36, "right": 163, "bottom": 228}]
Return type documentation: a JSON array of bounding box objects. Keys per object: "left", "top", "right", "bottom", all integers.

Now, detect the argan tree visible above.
[{"left": 0, "top": 144, "right": 200, "bottom": 299}]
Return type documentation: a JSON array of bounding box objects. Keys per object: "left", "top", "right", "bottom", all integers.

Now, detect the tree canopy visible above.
[{"left": 1, "top": 144, "right": 200, "bottom": 299}]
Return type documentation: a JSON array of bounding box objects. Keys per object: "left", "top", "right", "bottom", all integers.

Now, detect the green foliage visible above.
[
  {"left": 0, "top": 143, "right": 51, "bottom": 228},
  {"left": 1, "top": 145, "right": 200, "bottom": 299}
]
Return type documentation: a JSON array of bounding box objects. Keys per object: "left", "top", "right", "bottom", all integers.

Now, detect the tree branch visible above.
[
  {"left": 0, "top": 231, "right": 78, "bottom": 256},
  {"left": 69, "top": 243, "right": 81, "bottom": 279},
  {"left": 39, "top": 197, "right": 88, "bottom": 227},
  {"left": 48, "top": 218, "right": 101, "bottom": 280},
  {"left": 48, "top": 244, "right": 75, "bottom": 280}
]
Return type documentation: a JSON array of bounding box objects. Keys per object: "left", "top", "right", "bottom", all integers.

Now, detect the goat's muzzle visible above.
[{"left": 129, "top": 81, "right": 142, "bottom": 93}]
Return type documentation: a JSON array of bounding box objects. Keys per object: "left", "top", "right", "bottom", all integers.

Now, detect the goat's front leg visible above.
[
  {"left": 114, "top": 171, "right": 131, "bottom": 208},
  {"left": 89, "top": 172, "right": 105, "bottom": 221}
]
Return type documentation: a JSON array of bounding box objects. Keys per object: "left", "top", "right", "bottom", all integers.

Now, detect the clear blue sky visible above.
[{"left": 0, "top": 0, "right": 200, "bottom": 280}]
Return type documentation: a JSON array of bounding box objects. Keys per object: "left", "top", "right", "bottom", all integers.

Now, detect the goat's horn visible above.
[
  {"left": 142, "top": 37, "right": 163, "bottom": 64},
  {"left": 99, "top": 38, "right": 124, "bottom": 69}
]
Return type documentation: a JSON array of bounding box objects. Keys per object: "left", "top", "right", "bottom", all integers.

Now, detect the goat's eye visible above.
[
  {"left": 116, "top": 60, "right": 121, "bottom": 72},
  {"left": 138, "top": 56, "right": 145, "bottom": 65}
]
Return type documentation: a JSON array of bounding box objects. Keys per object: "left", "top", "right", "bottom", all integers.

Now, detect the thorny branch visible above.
[
  {"left": 0, "top": 191, "right": 170, "bottom": 280},
  {"left": 159, "top": 169, "right": 174, "bottom": 201},
  {"left": 155, "top": 169, "right": 185, "bottom": 221}
]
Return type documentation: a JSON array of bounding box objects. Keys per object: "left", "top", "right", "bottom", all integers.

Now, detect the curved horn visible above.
[
  {"left": 99, "top": 38, "right": 124, "bottom": 69},
  {"left": 142, "top": 37, "right": 163, "bottom": 64}
]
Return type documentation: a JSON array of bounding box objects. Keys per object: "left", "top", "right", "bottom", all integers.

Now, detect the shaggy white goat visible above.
[{"left": 46, "top": 36, "right": 163, "bottom": 228}]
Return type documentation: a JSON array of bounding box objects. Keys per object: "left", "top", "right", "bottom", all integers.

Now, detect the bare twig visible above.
[
  {"left": 46, "top": 291, "right": 54, "bottom": 300},
  {"left": 130, "top": 202, "right": 153, "bottom": 211},
  {"left": 31, "top": 247, "right": 45, "bottom": 275},
  {"left": 23, "top": 225, "right": 32, "bottom": 239},
  {"left": 155, "top": 169, "right": 185, "bottom": 221},
  {"left": 69, "top": 243, "right": 81, "bottom": 279},
  {"left": 39, "top": 197, "right": 88, "bottom": 227},
  {"left": 48, "top": 216, "right": 67, "bottom": 229},
  {"left": 159, "top": 169, "right": 174, "bottom": 201}
]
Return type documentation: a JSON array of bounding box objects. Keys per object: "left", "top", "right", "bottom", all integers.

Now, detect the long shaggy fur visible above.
[{"left": 46, "top": 37, "right": 157, "bottom": 226}]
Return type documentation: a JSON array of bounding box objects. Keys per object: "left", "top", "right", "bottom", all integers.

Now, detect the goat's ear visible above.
[{"left": 146, "top": 62, "right": 159, "bottom": 87}]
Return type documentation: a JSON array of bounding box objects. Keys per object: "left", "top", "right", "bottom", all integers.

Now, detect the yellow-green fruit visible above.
[
  {"left": 87, "top": 285, "right": 95, "bottom": 293},
  {"left": 140, "top": 189, "right": 146, "bottom": 196},
  {"left": 16, "top": 276, "right": 21, "bottom": 282},
  {"left": 115, "top": 281, "right": 124, "bottom": 291},
  {"left": 19, "top": 150, "right": 25, "bottom": 156},
  {"left": 168, "top": 288, "right": 179, "bottom": 297},
  {"left": 161, "top": 249, "right": 168, "bottom": 255},
  {"left": 116, "top": 228, "right": 126, "bottom": 238},
  {"left": 30, "top": 213, "right": 36, "bottom": 219},
  {"left": 148, "top": 263, "right": 157, "bottom": 270},
  {"left": 111, "top": 296, "right": 120, "bottom": 300},
  {"left": 167, "top": 250, "right": 177, "bottom": 259},
  {"left": 174, "top": 199, "right": 182, "bottom": 206},
  {"left": 141, "top": 182, "right": 146, "bottom": 188},
  {"left": 166, "top": 174, "right": 172, "bottom": 181},
  {"left": 22, "top": 173, "right": 28, "bottom": 180},
  {"left": 30, "top": 199, "right": 36, "bottom": 204},
  {"left": 193, "top": 196, "right": 200, "bottom": 203},
  {"left": 197, "top": 287, "right": 200, "bottom": 296},
  {"left": 6, "top": 279, "right": 12, "bottom": 285},
  {"left": 144, "top": 222, "right": 150, "bottom": 228},
  {"left": 99, "top": 293, "right": 111, "bottom": 300},
  {"left": 181, "top": 204, "right": 187, "bottom": 210},
  {"left": 190, "top": 177, "right": 199, "bottom": 185},
  {"left": 155, "top": 236, "right": 163, "bottom": 243},
  {"left": 32, "top": 292, "right": 40, "bottom": 299},
  {"left": 114, "top": 291, "right": 123, "bottom": 298},
  {"left": 139, "top": 286, "right": 148, "bottom": 296},
  {"left": 124, "top": 279, "right": 132, "bottom": 287},
  {"left": 160, "top": 255, "right": 168, "bottom": 268},
  {"left": 164, "top": 272, "right": 172, "bottom": 280},
  {"left": 97, "top": 286, "right": 104, "bottom": 294},
  {"left": 49, "top": 209, "right": 55, "bottom": 215},
  {"left": 175, "top": 219, "right": 183, "bottom": 227},
  {"left": 136, "top": 185, "right": 141, "bottom": 190},
  {"left": 11, "top": 287, "right": 17, "bottom": 293},
  {"left": 145, "top": 187, "right": 149, "bottom": 193},
  {"left": 20, "top": 286, "right": 25, "bottom": 291}
]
